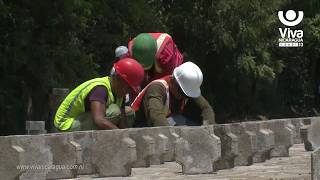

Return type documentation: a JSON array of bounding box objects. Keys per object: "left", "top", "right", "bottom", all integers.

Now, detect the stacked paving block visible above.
[
  {"left": 244, "top": 121, "right": 275, "bottom": 163},
  {"left": 174, "top": 126, "right": 221, "bottom": 174},
  {"left": 44, "top": 133, "right": 82, "bottom": 179},
  {"left": 212, "top": 124, "right": 239, "bottom": 170},
  {"left": 2, "top": 116, "right": 320, "bottom": 179},
  {"left": 230, "top": 123, "right": 257, "bottom": 166},
  {"left": 266, "top": 119, "right": 294, "bottom": 157},
  {"left": 129, "top": 128, "right": 156, "bottom": 167},
  {"left": 25, "top": 121, "right": 46, "bottom": 135},
  {"left": 91, "top": 129, "right": 137, "bottom": 177},
  {"left": 312, "top": 147, "right": 320, "bottom": 180},
  {"left": 300, "top": 117, "right": 320, "bottom": 151}
]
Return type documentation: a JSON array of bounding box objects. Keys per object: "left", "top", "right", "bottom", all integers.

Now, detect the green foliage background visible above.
[{"left": 0, "top": 0, "right": 319, "bottom": 135}]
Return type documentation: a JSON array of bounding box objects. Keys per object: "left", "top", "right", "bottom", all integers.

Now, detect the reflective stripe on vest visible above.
[
  {"left": 131, "top": 76, "right": 188, "bottom": 118},
  {"left": 131, "top": 79, "right": 170, "bottom": 116},
  {"left": 54, "top": 76, "right": 123, "bottom": 131},
  {"left": 156, "top": 33, "right": 171, "bottom": 52},
  {"left": 131, "top": 79, "right": 169, "bottom": 111}
]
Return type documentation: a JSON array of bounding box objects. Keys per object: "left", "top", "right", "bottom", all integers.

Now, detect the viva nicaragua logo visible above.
[{"left": 278, "top": 10, "right": 304, "bottom": 47}]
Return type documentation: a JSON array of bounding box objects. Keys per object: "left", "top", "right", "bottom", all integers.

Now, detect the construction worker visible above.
[
  {"left": 128, "top": 33, "right": 184, "bottom": 86},
  {"left": 113, "top": 45, "right": 134, "bottom": 104},
  {"left": 54, "top": 58, "right": 144, "bottom": 131},
  {"left": 131, "top": 62, "right": 215, "bottom": 127},
  {"left": 115, "top": 46, "right": 129, "bottom": 60}
]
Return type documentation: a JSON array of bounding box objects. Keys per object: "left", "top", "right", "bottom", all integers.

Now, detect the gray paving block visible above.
[
  {"left": 69, "top": 130, "right": 95, "bottom": 175},
  {"left": 45, "top": 133, "right": 82, "bottom": 179},
  {"left": 300, "top": 117, "right": 320, "bottom": 151},
  {"left": 129, "top": 128, "right": 155, "bottom": 167},
  {"left": 230, "top": 123, "right": 257, "bottom": 166},
  {"left": 91, "top": 129, "right": 136, "bottom": 177},
  {"left": 0, "top": 137, "right": 25, "bottom": 180},
  {"left": 301, "top": 124, "right": 313, "bottom": 151},
  {"left": 244, "top": 121, "right": 275, "bottom": 163},
  {"left": 9, "top": 135, "right": 53, "bottom": 179},
  {"left": 308, "top": 117, "right": 320, "bottom": 150},
  {"left": 282, "top": 119, "right": 297, "bottom": 143},
  {"left": 161, "top": 127, "right": 180, "bottom": 162},
  {"left": 213, "top": 124, "right": 238, "bottom": 170},
  {"left": 302, "top": 117, "right": 312, "bottom": 125},
  {"left": 26, "top": 121, "right": 45, "bottom": 130},
  {"left": 175, "top": 126, "right": 221, "bottom": 174},
  {"left": 266, "top": 120, "right": 294, "bottom": 157},
  {"left": 135, "top": 127, "right": 169, "bottom": 165},
  {"left": 290, "top": 118, "right": 305, "bottom": 144},
  {"left": 312, "top": 146, "right": 320, "bottom": 180},
  {"left": 26, "top": 121, "right": 47, "bottom": 135}
]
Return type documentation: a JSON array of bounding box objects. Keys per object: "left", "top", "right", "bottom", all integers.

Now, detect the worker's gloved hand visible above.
[
  {"left": 124, "top": 106, "right": 135, "bottom": 127},
  {"left": 106, "top": 104, "right": 122, "bottom": 124},
  {"left": 167, "top": 116, "right": 176, "bottom": 126}
]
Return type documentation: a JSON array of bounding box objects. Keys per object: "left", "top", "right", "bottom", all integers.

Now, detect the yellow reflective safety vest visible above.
[{"left": 54, "top": 76, "right": 123, "bottom": 131}]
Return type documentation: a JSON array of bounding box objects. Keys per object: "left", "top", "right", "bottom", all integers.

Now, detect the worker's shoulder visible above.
[{"left": 145, "top": 82, "right": 167, "bottom": 96}]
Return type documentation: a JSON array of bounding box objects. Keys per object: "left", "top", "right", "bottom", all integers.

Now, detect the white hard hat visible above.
[
  {"left": 173, "top": 61, "right": 203, "bottom": 98},
  {"left": 115, "top": 46, "right": 128, "bottom": 58}
]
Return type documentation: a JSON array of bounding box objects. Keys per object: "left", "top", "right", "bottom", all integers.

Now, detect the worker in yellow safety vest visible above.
[{"left": 54, "top": 58, "right": 144, "bottom": 131}]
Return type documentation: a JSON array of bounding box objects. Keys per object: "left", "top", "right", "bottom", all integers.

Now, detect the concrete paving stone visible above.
[
  {"left": 9, "top": 135, "right": 53, "bottom": 180},
  {"left": 243, "top": 121, "right": 275, "bottom": 163},
  {"left": 135, "top": 127, "right": 170, "bottom": 165},
  {"left": 301, "top": 124, "right": 313, "bottom": 151},
  {"left": 300, "top": 117, "right": 320, "bottom": 151},
  {"left": 282, "top": 119, "right": 297, "bottom": 143},
  {"left": 26, "top": 121, "right": 47, "bottom": 135},
  {"left": 308, "top": 117, "right": 320, "bottom": 150},
  {"left": 230, "top": 123, "right": 257, "bottom": 166},
  {"left": 45, "top": 133, "right": 82, "bottom": 179},
  {"left": 265, "top": 120, "right": 294, "bottom": 157},
  {"left": 69, "top": 130, "right": 95, "bottom": 175},
  {"left": 91, "top": 129, "right": 136, "bottom": 177},
  {"left": 0, "top": 137, "right": 25, "bottom": 180},
  {"left": 133, "top": 126, "right": 179, "bottom": 163},
  {"left": 302, "top": 117, "right": 312, "bottom": 125},
  {"left": 25, "top": 121, "right": 45, "bottom": 130},
  {"left": 129, "top": 128, "right": 155, "bottom": 168},
  {"left": 290, "top": 118, "right": 305, "bottom": 144},
  {"left": 212, "top": 124, "right": 238, "bottom": 170},
  {"left": 175, "top": 126, "right": 221, "bottom": 174},
  {"left": 161, "top": 127, "right": 180, "bottom": 162},
  {"left": 312, "top": 146, "right": 320, "bottom": 180}
]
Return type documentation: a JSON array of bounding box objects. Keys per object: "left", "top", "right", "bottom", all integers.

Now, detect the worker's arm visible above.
[
  {"left": 143, "top": 83, "right": 169, "bottom": 126},
  {"left": 90, "top": 101, "right": 119, "bottom": 129},
  {"left": 193, "top": 96, "right": 216, "bottom": 125}
]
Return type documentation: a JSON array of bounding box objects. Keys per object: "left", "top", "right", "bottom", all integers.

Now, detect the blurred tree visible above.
[
  {"left": 151, "top": 0, "right": 288, "bottom": 122},
  {"left": 0, "top": 0, "right": 97, "bottom": 135},
  {"left": 0, "top": 0, "right": 319, "bottom": 135},
  {"left": 82, "top": 0, "right": 166, "bottom": 75}
]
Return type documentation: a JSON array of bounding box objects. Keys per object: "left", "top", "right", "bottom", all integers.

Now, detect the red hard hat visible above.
[{"left": 113, "top": 58, "right": 145, "bottom": 93}]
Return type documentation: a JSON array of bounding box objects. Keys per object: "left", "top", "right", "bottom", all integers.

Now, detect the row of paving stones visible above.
[
  {"left": 0, "top": 117, "right": 317, "bottom": 179},
  {"left": 299, "top": 117, "right": 320, "bottom": 180}
]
